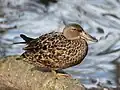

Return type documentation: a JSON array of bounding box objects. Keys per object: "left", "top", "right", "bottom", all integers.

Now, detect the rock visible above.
[{"left": 0, "top": 55, "right": 85, "bottom": 90}]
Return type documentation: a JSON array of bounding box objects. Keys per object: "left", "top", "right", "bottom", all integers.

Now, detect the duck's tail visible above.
[{"left": 13, "top": 34, "right": 34, "bottom": 44}]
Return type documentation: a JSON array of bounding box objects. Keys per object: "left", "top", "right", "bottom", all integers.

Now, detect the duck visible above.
[{"left": 15, "top": 23, "right": 98, "bottom": 75}]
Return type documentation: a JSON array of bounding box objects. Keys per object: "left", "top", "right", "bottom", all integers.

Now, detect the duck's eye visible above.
[
  {"left": 78, "top": 30, "right": 82, "bottom": 32},
  {"left": 72, "top": 28, "right": 82, "bottom": 32},
  {"left": 72, "top": 28, "right": 77, "bottom": 30}
]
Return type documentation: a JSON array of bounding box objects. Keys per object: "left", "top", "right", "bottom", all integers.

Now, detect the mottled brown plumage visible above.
[{"left": 18, "top": 24, "right": 98, "bottom": 71}]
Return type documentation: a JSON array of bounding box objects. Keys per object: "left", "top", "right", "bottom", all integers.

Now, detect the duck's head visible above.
[{"left": 63, "top": 23, "right": 98, "bottom": 42}]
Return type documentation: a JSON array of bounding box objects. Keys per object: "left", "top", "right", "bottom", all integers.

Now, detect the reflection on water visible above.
[{"left": 0, "top": 0, "right": 120, "bottom": 88}]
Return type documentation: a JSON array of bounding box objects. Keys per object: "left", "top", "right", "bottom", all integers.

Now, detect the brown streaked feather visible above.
[{"left": 21, "top": 31, "right": 88, "bottom": 70}]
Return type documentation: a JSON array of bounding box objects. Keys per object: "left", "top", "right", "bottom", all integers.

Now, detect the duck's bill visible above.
[{"left": 81, "top": 31, "right": 98, "bottom": 42}]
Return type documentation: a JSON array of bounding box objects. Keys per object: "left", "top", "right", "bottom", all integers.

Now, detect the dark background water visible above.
[{"left": 0, "top": 0, "right": 120, "bottom": 88}]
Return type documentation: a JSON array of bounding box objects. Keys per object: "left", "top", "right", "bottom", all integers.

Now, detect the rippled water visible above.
[{"left": 0, "top": 0, "right": 120, "bottom": 88}]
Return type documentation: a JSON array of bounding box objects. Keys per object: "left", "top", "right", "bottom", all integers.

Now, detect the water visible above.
[{"left": 0, "top": 0, "right": 120, "bottom": 88}]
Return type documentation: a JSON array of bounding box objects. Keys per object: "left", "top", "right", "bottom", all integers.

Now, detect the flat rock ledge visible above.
[{"left": 0, "top": 55, "right": 85, "bottom": 90}]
